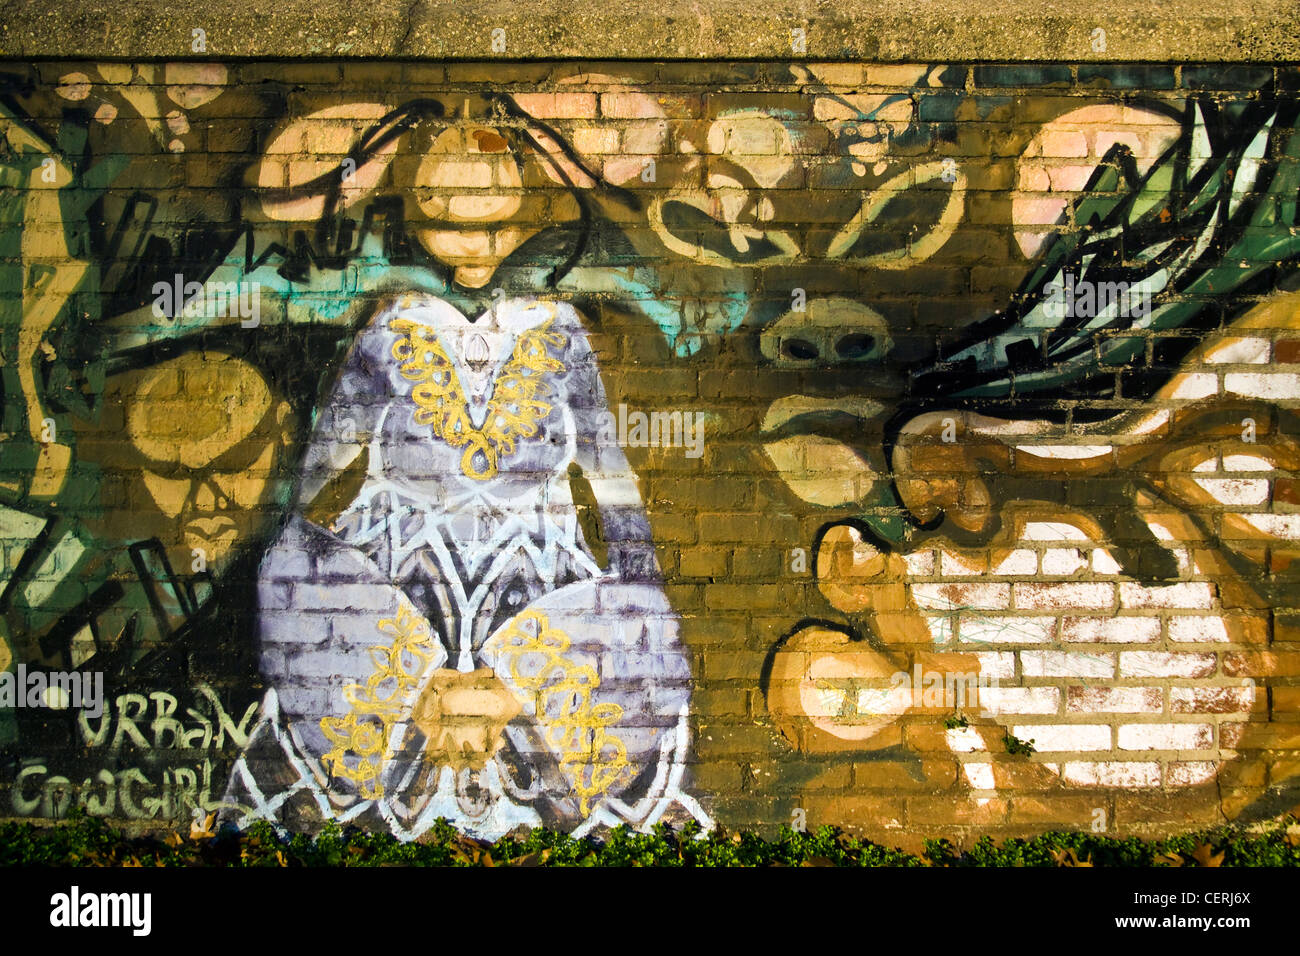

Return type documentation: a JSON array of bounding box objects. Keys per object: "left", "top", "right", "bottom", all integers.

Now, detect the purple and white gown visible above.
[{"left": 223, "top": 296, "right": 711, "bottom": 840}]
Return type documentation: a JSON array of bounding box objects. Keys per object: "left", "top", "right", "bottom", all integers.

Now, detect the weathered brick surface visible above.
[{"left": 1, "top": 60, "right": 1300, "bottom": 845}]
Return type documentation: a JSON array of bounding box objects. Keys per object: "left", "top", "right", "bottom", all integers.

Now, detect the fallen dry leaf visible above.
[
  {"left": 1050, "top": 848, "right": 1093, "bottom": 867},
  {"left": 1192, "top": 843, "right": 1225, "bottom": 867}
]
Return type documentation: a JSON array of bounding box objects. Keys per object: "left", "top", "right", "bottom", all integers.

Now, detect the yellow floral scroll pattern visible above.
[
  {"left": 319, "top": 601, "right": 441, "bottom": 799},
  {"left": 389, "top": 309, "right": 567, "bottom": 480},
  {"left": 488, "top": 609, "right": 631, "bottom": 815}
]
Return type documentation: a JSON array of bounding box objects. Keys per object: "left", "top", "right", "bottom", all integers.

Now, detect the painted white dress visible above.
[{"left": 224, "top": 296, "right": 711, "bottom": 839}]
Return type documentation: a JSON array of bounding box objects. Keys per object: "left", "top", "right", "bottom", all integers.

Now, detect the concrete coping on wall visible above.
[{"left": 1, "top": 0, "right": 1298, "bottom": 63}]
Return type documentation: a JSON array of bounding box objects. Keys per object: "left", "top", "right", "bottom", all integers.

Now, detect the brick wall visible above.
[{"left": 2, "top": 60, "right": 1300, "bottom": 848}]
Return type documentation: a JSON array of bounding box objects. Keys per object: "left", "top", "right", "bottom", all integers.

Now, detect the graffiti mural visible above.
[
  {"left": 224, "top": 296, "right": 705, "bottom": 836},
  {"left": 2, "top": 60, "right": 1300, "bottom": 842}
]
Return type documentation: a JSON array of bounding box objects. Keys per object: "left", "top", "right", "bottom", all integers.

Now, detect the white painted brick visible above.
[
  {"left": 923, "top": 614, "right": 955, "bottom": 645},
  {"left": 1170, "top": 372, "right": 1218, "bottom": 399},
  {"left": 1040, "top": 548, "right": 1087, "bottom": 575},
  {"left": 1170, "top": 686, "right": 1254, "bottom": 713},
  {"left": 1167, "top": 615, "right": 1230, "bottom": 643},
  {"left": 1206, "top": 336, "right": 1269, "bottom": 364},
  {"left": 1061, "top": 616, "right": 1160, "bottom": 643},
  {"left": 1119, "top": 651, "right": 1216, "bottom": 678},
  {"left": 959, "top": 615, "right": 1056, "bottom": 644},
  {"left": 1225, "top": 371, "right": 1300, "bottom": 399},
  {"left": 912, "top": 582, "right": 1011, "bottom": 610},
  {"left": 1090, "top": 549, "right": 1124, "bottom": 575},
  {"left": 974, "top": 652, "right": 1017, "bottom": 679},
  {"left": 1022, "top": 521, "right": 1089, "bottom": 542},
  {"left": 1067, "top": 686, "right": 1163, "bottom": 713},
  {"left": 944, "top": 726, "right": 987, "bottom": 753},
  {"left": 262, "top": 547, "right": 312, "bottom": 579},
  {"left": 1012, "top": 724, "right": 1112, "bottom": 752},
  {"left": 904, "top": 549, "right": 935, "bottom": 575},
  {"left": 940, "top": 550, "right": 984, "bottom": 577},
  {"left": 260, "top": 581, "right": 296, "bottom": 610},
  {"left": 962, "top": 762, "right": 996, "bottom": 789},
  {"left": 1119, "top": 581, "right": 1215, "bottom": 610},
  {"left": 1194, "top": 476, "right": 1269, "bottom": 506},
  {"left": 1117, "top": 723, "right": 1213, "bottom": 750},
  {"left": 1242, "top": 514, "right": 1300, "bottom": 539},
  {"left": 1020, "top": 650, "right": 1115, "bottom": 678},
  {"left": 1014, "top": 581, "right": 1115, "bottom": 610},
  {"left": 991, "top": 548, "right": 1038, "bottom": 575},
  {"left": 1222, "top": 454, "right": 1274, "bottom": 472},
  {"left": 297, "top": 582, "right": 397, "bottom": 612},
  {"left": 1062, "top": 761, "right": 1161, "bottom": 788},
  {"left": 1165, "top": 761, "right": 1218, "bottom": 785},
  {"left": 289, "top": 649, "right": 373, "bottom": 680},
  {"left": 979, "top": 686, "right": 1061, "bottom": 716}
]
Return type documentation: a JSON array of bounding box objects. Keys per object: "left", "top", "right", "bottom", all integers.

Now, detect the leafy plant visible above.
[
  {"left": 1, "top": 810, "right": 1298, "bottom": 867},
  {"left": 1004, "top": 732, "right": 1037, "bottom": 756}
]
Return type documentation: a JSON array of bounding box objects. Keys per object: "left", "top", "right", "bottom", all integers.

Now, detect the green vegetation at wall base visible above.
[{"left": 2, "top": 809, "right": 1299, "bottom": 867}]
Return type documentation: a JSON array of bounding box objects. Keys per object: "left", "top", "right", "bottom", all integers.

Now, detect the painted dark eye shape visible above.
[
  {"left": 830, "top": 188, "right": 946, "bottom": 260},
  {"left": 782, "top": 338, "right": 819, "bottom": 361},
  {"left": 835, "top": 333, "right": 875, "bottom": 359},
  {"left": 654, "top": 199, "right": 794, "bottom": 263},
  {"left": 825, "top": 161, "right": 966, "bottom": 265}
]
